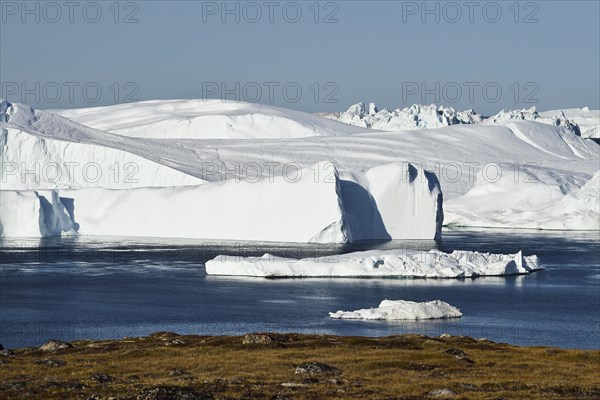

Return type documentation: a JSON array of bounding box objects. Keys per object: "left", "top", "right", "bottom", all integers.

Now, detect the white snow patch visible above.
[
  {"left": 329, "top": 299, "right": 462, "bottom": 320},
  {"left": 205, "top": 249, "right": 542, "bottom": 278}
]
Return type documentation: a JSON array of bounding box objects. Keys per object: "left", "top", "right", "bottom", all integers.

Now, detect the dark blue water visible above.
[{"left": 1, "top": 229, "right": 599, "bottom": 349}]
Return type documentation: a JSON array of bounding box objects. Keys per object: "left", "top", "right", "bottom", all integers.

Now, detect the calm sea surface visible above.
[{"left": 1, "top": 229, "right": 598, "bottom": 349}]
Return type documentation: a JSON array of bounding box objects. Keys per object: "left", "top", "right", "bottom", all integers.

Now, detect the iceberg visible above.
[
  {"left": 446, "top": 170, "right": 600, "bottom": 230},
  {"left": 320, "top": 102, "right": 482, "bottom": 131},
  {"left": 0, "top": 161, "right": 443, "bottom": 241},
  {"left": 0, "top": 101, "right": 205, "bottom": 190},
  {"left": 1, "top": 162, "right": 348, "bottom": 242},
  {"left": 540, "top": 107, "right": 599, "bottom": 139},
  {"left": 1, "top": 99, "right": 598, "bottom": 235},
  {"left": 205, "top": 249, "right": 542, "bottom": 278},
  {"left": 324, "top": 102, "right": 597, "bottom": 139},
  {"left": 63, "top": 161, "right": 349, "bottom": 243},
  {"left": 3, "top": 101, "right": 597, "bottom": 196},
  {"left": 329, "top": 300, "right": 462, "bottom": 320},
  {"left": 340, "top": 163, "right": 443, "bottom": 241},
  {"left": 484, "top": 107, "right": 580, "bottom": 136}
]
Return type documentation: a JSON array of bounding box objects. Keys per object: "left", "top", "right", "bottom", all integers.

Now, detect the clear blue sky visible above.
[{"left": 1, "top": 0, "right": 599, "bottom": 114}]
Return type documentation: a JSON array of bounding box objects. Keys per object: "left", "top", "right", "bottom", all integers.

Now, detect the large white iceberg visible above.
[
  {"left": 329, "top": 300, "right": 462, "bottom": 320},
  {"left": 4, "top": 101, "right": 597, "bottom": 196},
  {"left": 0, "top": 161, "right": 443, "bottom": 241},
  {"left": 1, "top": 99, "right": 598, "bottom": 234},
  {"left": 205, "top": 249, "right": 542, "bottom": 278}
]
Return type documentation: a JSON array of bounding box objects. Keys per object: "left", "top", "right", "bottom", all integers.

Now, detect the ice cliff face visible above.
[
  {"left": 0, "top": 189, "right": 74, "bottom": 237},
  {"left": 341, "top": 163, "right": 443, "bottom": 241},
  {"left": 0, "top": 161, "right": 443, "bottom": 242}
]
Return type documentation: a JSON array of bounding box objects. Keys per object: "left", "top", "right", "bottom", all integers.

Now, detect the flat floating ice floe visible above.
[
  {"left": 329, "top": 300, "right": 462, "bottom": 320},
  {"left": 205, "top": 249, "right": 543, "bottom": 278}
]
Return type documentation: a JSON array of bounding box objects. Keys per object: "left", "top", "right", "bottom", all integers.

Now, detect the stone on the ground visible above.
[
  {"left": 295, "top": 362, "right": 341, "bottom": 375},
  {"left": 243, "top": 333, "right": 273, "bottom": 344},
  {"left": 39, "top": 340, "right": 72, "bottom": 352},
  {"left": 427, "top": 388, "right": 457, "bottom": 397}
]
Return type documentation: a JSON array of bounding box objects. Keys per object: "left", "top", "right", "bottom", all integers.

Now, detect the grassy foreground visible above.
[{"left": 0, "top": 332, "right": 598, "bottom": 399}]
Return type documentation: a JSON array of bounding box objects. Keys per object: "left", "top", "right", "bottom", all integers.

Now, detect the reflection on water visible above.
[{"left": 0, "top": 229, "right": 598, "bottom": 349}]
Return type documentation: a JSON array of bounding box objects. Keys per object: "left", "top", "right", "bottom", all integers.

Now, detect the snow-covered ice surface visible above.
[
  {"left": 2, "top": 101, "right": 597, "bottom": 196},
  {"left": 1, "top": 99, "right": 599, "bottom": 236},
  {"left": 446, "top": 170, "right": 600, "bottom": 230},
  {"left": 205, "top": 249, "right": 542, "bottom": 278},
  {"left": 0, "top": 101, "right": 206, "bottom": 190},
  {"left": 329, "top": 300, "right": 462, "bottom": 320},
  {"left": 50, "top": 99, "right": 370, "bottom": 140}
]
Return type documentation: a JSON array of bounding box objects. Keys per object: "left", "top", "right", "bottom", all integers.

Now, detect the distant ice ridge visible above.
[
  {"left": 319, "top": 102, "right": 482, "bottom": 131},
  {"left": 484, "top": 107, "right": 581, "bottom": 136},
  {"left": 323, "top": 102, "right": 597, "bottom": 138},
  {"left": 205, "top": 249, "right": 542, "bottom": 277},
  {"left": 541, "top": 107, "right": 599, "bottom": 139},
  {"left": 329, "top": 300, "right": 462, "bottom": 320},
  {"left": 0, "top": 162, "right": 443, "bottom": 241}
]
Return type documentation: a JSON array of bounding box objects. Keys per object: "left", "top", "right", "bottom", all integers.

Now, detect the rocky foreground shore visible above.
[{"left": 0, "top": 333, "right": 598, "bottom": 399}]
